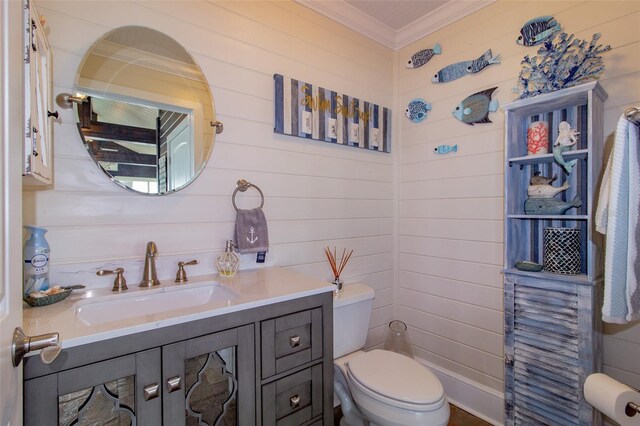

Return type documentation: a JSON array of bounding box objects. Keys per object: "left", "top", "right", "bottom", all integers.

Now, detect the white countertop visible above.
[{"left": 23, "top": 267, "right": 335, "bottom": 353}]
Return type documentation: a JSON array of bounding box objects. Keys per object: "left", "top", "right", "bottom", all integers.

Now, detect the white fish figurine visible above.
[
  {"left": 406, "top": 44, "right": 441, "bottom": 69},
  {"left": 527, "top": 181, "right": 569, "bottom": 198},
  {"left": 432, "top": 49, "right": 500, "bottom": 83},
  {"left": 434, "top": 144, "right": 457, "bottom": 154},
  {"left": 405, "top": 99, "right": 432, "bottom": 123},
  {"left": 530, "top": 172, "right": 557, "bottom": 186},
  {"left": 553, "top": 121, "right": 580, "bottom": 174}
]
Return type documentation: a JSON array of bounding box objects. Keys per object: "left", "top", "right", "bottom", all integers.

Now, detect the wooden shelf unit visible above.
[{"left": 502, "top": 82, "right": 607, "bottom": 426}]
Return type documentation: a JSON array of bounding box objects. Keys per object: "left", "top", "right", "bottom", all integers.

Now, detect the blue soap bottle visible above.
[{"left": 23, "top": 225, "right": 50, "bottom": 296}]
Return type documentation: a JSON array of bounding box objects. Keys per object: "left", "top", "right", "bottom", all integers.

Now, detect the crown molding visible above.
[
  {"left": 395, "top": 0, "right": 495, "bottom": 49},
  {"left": 297, "top": 0, "right": 397, "bottom": 48},
  {"left": 296, "top": 0, "right": 495, "bottom": 50}
]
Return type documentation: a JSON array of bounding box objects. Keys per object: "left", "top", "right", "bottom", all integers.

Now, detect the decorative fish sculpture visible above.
[
  {"left": 452, "top": 87, "right": 499, "bottom": 125},
  {"left": 406, "top": 44, "right": 441, "bottom": 69},
  {"left": 517, "top": 16, "right": 561, "bottom": 46},
  {"left": 434, "top": 144, "right": 457, "bottom": 154},
  {"left": 530, "top": 172, "right": 557, "bottom": 186},
  {"left": 527, "top": 181, "right": 569, "bottom": 198},
  {"left": 405, "top": 99, "right": 431, "bottom": 123},
  {"left": 525, "top": 195, "right": 582, "bottom": 215},
  {"left": 432, "top": 49, "right": 500, "bottom": 83},
  {"left": 553, "top": 121, "right": 580, "bottom": 174}
]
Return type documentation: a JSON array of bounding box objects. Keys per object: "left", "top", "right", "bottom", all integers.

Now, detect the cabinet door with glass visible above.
[
  {"left": 162, "top": 324, "right": 255, "bottom": 425},
  {"left": 25, "top": 348, "right": 162, "bottom": 426},
  {"left": 23, "top": 0, "right": 54, "bottom": 187}
]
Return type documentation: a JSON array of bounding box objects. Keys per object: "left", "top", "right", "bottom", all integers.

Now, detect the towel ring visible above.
[{"left": 232, "top": 179, "right": 264, "bottom": 212}]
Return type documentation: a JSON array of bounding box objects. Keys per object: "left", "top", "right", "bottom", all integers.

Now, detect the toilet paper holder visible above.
[{"left": 626, "top": 401, "right": 640, "bottom": 417}]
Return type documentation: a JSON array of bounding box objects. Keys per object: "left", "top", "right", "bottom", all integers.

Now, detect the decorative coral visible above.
[{"left": 518, "top": 32, "right": 611, "bottom": 99}]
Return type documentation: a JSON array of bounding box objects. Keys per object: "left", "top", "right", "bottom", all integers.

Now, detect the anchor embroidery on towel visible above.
[{"left": 247, "top": 227, "right": 258, "bottom": 244}]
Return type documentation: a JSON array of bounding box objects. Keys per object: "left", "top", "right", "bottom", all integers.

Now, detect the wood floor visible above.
[{"left": 334, "top": 403, "right": 492, "bottom": 425}]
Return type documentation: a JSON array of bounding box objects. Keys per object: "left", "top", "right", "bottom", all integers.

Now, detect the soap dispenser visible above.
[
  {"left": 216, "top": 240, "right": 240, "bottom": 277},
  {"left": 23, "top": 225, "right": 50, "bottom": 296}
]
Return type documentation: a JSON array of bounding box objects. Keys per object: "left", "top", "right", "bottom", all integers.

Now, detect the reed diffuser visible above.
[{"left": 324, "top": 246, "right": 353, "bottom": 292}]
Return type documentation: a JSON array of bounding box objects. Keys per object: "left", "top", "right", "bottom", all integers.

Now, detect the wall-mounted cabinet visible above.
[
  {"left": 502, "top": 82, "right": 607, "bottom": 426},
  {"left": 23, "top": 0, "right": 54, "bottom": 188}
]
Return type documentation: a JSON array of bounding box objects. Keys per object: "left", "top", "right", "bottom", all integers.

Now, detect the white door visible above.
[
  {"left": 167, "top": 118, "right": 193, "bottom": 191},
  {"left": 0, "top": 0, "right": 25, "bottom": 423}
]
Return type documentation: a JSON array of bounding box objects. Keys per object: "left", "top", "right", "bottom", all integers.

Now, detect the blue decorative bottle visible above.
[{"left": 23, "top": 225, "right": 50, "bottom": 296}]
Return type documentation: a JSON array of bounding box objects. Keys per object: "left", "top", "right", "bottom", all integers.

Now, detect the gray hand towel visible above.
[{"left": 234, "top": 207, "right": 269, "bottom": 254}]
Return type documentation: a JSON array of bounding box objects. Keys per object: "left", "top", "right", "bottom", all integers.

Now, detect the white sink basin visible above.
[{"left": 76, "top": 282, "right": 239, "bottom": 326}]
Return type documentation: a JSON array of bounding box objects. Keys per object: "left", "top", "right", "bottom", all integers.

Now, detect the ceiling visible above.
[{"left": 297, "top": 0, "right": 494, "bottom": 50}]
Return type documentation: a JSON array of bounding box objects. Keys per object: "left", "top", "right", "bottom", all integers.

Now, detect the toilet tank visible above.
[{"left": 333, "top": 283, "right": 375, "bottom": 358}]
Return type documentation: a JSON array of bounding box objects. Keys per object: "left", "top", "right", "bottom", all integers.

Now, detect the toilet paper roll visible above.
[{"left": 584, "top": 373, "right": 640, "bottom": 426}]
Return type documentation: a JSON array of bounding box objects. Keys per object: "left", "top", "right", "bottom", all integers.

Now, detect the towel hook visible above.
[{"left": 232, "top": 179, "right": 264, "bottom": 211}]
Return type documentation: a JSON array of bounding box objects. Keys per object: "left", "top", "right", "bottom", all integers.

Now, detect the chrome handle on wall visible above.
[
  {"left": 289, "top": 395, "right": 300, "bottom": 409},
  {"left": 143, "top": 383, "right": 159, "bottom": 401},
  {"left": 167, "top": 376, "right": 182, "bottom": 393},
  {"left": 289, "top": 335, "right": 301, "bottom": 348},
  {"left": 12, "top": 327, "right": 61, "bottom": 367}
]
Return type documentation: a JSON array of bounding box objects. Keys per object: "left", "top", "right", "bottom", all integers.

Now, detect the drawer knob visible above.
[
  {"left": 167, "top": 376, "right": 182, "bottom": 393},
  {"left": 290, "top": 394, "right": 300, "bottom": 409},
  {"left": 290, "top": 335, "right": 301, "bottom": 348},
  {"left": 143, "top": 383, "right": 159, "bottom": 401}
]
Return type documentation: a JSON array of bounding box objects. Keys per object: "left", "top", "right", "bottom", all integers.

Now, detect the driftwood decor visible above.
[{"left": 274, "top": 74, "right": 392, "bottom": 153}]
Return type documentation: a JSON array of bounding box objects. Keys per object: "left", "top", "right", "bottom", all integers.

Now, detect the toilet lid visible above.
[{"left": 347, "top": 350, "right": 444, "bottom": 408}]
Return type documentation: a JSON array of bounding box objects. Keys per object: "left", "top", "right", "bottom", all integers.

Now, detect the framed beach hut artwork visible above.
[{"left": 274, "top": 74, "right": 392, "bottom": 153}]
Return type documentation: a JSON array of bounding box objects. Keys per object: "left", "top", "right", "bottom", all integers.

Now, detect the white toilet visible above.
[{"left": 333, "top": 283, "right": 450, "bottom": 426}]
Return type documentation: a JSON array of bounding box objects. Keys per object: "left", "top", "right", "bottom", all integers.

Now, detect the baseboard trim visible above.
[{"left": 414, "top": 355, "right": 505, "bottom": 425}]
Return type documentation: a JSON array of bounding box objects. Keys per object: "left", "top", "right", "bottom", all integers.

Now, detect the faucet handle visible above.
[
  {"left": 175, "top": 260, "right": 198, "bottom": 283},
  {"left": 97, "top": 267, "right": 128, "bottom": 292}
]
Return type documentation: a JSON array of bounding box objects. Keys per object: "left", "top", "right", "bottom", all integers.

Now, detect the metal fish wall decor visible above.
[
  {"left": 405, "top": 99, "right": 431, "bottom": 123},
  {"left": 406, "top": 44, "right": 441, "bottom": 69},
  {"left": 452, "top": 87, "right": 499, "bottom": 125},
  {"left": 517, "top": 16, "right": 561, "bottom": 46},
  {"left": 432, "top": 49, "right": 500, "bottom": 83}
]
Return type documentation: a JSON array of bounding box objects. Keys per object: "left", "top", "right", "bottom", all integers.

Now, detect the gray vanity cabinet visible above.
[
  {"left": 25, "top": 348, "right": 162, "bottom": 425},
  {"left": 162, "top": 325, "right": 255, "bottom": 425},
  {"left": 23, "top": 291, "right": 333, "bottom": 425},
  {"left": 24, "top": 327, "right": 253, "bottom": 426}
]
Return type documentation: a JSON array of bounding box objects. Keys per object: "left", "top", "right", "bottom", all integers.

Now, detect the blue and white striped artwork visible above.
[{"left": 274, "top": 74, "right": 392, "bottom": 153}]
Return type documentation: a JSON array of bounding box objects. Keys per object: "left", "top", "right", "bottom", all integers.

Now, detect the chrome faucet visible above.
[{"left": 140, "top": 241, "right": 160, "bottom": 287}]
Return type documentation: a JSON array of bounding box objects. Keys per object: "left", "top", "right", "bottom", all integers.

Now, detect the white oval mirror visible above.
[{"left": 74, "top": 26, "right": 217, "bottom": 195}]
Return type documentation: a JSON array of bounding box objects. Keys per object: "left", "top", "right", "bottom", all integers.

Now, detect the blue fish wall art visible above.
[
  {"left": 406, "top": 44, "right": 441, "bottom": 69},
  {"left": 517, "top": 16, "right": 561, "bottom": 46},
  {"left": 452, "top": 87, "right": 499, "bottom": 125},
  {"left": 432, "top": 49, "right": 500, "bottom": 83},
  {"left": 434, "top": 144, "right": 458, "bottom": 154},
  {"left": 405, "top": 99, "right": 432, "bottom": 123}
]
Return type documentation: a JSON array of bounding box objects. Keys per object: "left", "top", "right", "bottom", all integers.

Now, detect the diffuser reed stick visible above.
[{"left": 324, "top": 246, "right": 353, "bottom": 281}]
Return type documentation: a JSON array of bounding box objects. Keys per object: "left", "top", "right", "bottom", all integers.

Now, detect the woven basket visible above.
[{"left": 543, "top": 227, "right": 581, "bottom": 274}]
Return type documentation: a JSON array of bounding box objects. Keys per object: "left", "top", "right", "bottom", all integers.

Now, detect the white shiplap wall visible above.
[
  {"left": 397, "top": 1, "right": 640, "bottom": 422},
  {"left": 24, "top": 0, "right": 395, "bottom": 345}
]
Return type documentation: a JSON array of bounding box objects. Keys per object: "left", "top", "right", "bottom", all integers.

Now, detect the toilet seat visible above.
[{"left": 346, "top": 349, "right": 446, "bottom": 411}]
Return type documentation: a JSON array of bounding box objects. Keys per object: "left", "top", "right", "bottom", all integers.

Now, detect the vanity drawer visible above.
[
  {"left": 261, "top": 308, "right": 323, "bottom": 378},
  {"left": 262, "top": 364, "right": 323, "bottom": 426}
]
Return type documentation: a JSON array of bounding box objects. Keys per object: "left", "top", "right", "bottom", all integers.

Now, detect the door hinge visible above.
[{"left": 504, "top": 354, "right": 514, "bottom": 366}]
